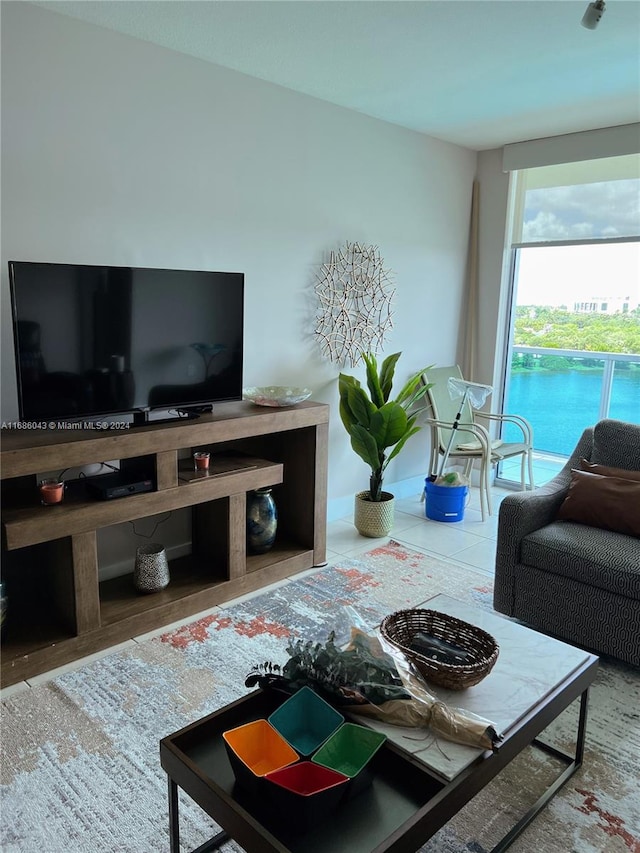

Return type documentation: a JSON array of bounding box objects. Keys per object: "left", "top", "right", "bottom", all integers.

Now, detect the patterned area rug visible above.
[{"left": 1, "top": 540, "right": 638, "bottom": 853}]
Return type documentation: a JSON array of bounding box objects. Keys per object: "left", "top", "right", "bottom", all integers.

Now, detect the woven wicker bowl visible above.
[{"left": 379, "top": 609, "right": 499, "bottom": 690}]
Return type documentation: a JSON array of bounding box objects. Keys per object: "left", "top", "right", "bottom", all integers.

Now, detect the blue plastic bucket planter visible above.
[{"left": 424, "top": 479, "right": 468, "bottom": 523}]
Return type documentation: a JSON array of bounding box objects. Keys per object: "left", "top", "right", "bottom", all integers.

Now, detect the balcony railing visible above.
[{"left": 501, "top": 346, "right": 640, "bottom": 461}]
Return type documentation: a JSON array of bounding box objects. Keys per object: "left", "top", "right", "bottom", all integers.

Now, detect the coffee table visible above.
[{"left": 160, "top": 594, "right": 598, "bottom": 852}]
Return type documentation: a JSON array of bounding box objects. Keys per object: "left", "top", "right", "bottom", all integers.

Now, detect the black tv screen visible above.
[{"left": 9, "top": 261, "right": 244, "bottom": 422}]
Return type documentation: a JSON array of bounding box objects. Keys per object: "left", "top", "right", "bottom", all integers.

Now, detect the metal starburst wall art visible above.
[{"left": 314, "top": 242, "right": 395, "bottom": 367}]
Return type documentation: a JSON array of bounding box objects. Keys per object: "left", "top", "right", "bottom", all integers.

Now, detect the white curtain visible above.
[{"left": 461, "top": 180, "right": 479, "bottom": 381}]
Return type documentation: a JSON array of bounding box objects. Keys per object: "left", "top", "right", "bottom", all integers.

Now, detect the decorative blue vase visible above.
[{"left": 247, "top": 487, "right": 278, "bottom": 554}]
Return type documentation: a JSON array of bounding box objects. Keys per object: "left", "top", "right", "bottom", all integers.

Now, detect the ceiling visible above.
[{"left": 34, "top": 0, "right": 640, "bottom": 150}]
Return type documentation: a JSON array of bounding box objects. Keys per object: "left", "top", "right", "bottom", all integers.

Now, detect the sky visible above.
[
  {"left": 516, "top": 173, "right": 640, "bottom": 308},
  {"left": 522, "top": 179, "right": 640, "bottom": 242},
  {"left": 516, "top": 241, "right": 640, "bottom": 308}
]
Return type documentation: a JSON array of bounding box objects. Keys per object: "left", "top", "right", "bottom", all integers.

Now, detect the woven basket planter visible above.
[
  {"left": 354, "top": 491, "right": 395, "bottom": 538},
  {"left": 380, "top": 608, "right": 499, "bottom": 690}
]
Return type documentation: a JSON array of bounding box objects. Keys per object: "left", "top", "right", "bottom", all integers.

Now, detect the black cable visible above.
[
  {"left": 58, "top": 461, "right": 120, "bottom": 480},
  {"left": 128, "top": 512, "right": 172, "bottom": 539}
]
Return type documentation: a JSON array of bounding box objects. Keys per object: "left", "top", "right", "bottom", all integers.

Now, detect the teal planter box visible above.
[{"left": 268, "top": 686, "right": 344, "bottom": 757}]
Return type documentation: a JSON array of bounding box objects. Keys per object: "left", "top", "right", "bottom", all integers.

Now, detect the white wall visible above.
[{"left": 1, "top": 2, "right": 477, "bottom": 520}]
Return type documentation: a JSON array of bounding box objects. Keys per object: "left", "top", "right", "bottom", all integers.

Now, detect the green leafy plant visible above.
[
  {"left": 245, "top": 631, "right": 410, "bottom": 706},
  {"left": 339, "top": 352, "right": 432, "bottom": 502}
]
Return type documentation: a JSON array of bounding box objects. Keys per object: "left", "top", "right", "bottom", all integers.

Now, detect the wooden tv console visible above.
[{"left": 0, "top": 401, "right": 328, "bottom": 687}]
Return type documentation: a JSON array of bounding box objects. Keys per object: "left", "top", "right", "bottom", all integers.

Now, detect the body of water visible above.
[{"left": 503, "top": 369, "right": 640, "bottom": 456}]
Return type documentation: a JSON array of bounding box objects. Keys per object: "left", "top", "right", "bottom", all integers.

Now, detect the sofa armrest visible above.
[{"left": 493, "top": 426, "right": 594, "bottom": 615}]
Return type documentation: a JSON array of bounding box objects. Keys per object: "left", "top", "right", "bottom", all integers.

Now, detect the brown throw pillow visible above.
[
  {"left": 579, "top": 458, "right": 640, "bottom": 482},
  {"left": 557, "top": 469, "right": 640, "bottom": 537}
]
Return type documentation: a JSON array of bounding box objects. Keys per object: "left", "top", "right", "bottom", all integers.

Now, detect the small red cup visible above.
[
  {"left": 193, "top": 451, "right": 210, "bottom": 471},
  {"left": 39, "top": 479, "right": 64, "bottom": 506}
]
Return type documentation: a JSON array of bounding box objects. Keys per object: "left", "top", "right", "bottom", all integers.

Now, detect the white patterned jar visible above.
[{"left": 134, "top": 544, "right": 170, "bottom": 593}]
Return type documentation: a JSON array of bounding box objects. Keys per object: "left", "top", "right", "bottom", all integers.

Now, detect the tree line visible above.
[{"left": 513, "top": 306, "right": 640, "bottom": 364}]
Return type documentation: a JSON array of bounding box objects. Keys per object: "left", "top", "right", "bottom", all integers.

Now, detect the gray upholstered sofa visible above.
[{"left": 493, "top": 419, "right": 640, "bottom": 666}]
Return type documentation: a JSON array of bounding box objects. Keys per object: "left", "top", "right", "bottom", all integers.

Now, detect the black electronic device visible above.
[
  {"left": 177, "top": 404, "right": 213, "bottom": 415},
  {"left": 408, "top": 631, "right": 473, "bottom": 665},
  {"left": 85, "top": 471, "right": 154, "bottom": 501},
  {"left": 8, "top": 262, "right": 244, "bottom": 425}
]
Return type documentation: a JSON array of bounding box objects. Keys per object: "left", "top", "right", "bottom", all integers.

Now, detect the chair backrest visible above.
[
  {"left": 422, "top": 365, "right": 475, "bottom": 453},
  {"left": 592, "top": 419, "right": 640, "bottom": 471}
]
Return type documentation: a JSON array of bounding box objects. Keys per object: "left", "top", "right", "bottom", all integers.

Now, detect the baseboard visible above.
[
  {"left": 99, "top": 542, "right": 191, "bottom": 582},
  {"left": 327, "top": 474, "right": 428, "bottom": 523}
]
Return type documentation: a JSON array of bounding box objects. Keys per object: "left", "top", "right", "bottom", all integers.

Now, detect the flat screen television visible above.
[{"left": 9, "top": 261, "right": 244, "bottom": 424}]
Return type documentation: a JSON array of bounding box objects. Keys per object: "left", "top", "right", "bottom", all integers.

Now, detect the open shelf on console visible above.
[
  {"left": 246, "top": 540, "right": 314, "bottom": 574},
  {"left": 99, "top": 553, "right": 229, "bottom": 626},
  {"left": 2, "top": 455, "right": 282, "bottom": 551},
  {"left": 99, "top": 539, "right": 314, "bottom": 627},
  {"left": 177, "top": 452, "right": 259, "bottom": 483},
  {"left": 0, "top": 538, "right": 78, "bottom": 661},
  {"left": 0, "top": 614, "right": 76, "bottom": 663}
]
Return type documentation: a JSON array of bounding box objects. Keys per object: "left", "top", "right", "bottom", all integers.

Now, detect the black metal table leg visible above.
[
  {"left": 169, "top": 777, "right": 180, "bottom": 853},
  {"left": 490, "top": 687, "right": 590, "bottom": 853},
  {"left": 167, "top": 775, "right": 230, "bottom": 853},
  {"left": 189, "top": 831, "right": 230, "bottom": 853}
]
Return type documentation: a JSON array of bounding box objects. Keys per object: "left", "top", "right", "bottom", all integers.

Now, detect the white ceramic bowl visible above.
[{"left": 243, "top": 386, "right": 312, "bottom": 407}]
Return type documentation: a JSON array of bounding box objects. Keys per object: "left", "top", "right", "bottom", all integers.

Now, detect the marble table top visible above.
[{"left": 351, "top": 594, "right": 597, "bottom": 782}]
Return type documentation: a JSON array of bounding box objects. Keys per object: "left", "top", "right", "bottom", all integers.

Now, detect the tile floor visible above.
[
  {"left": 326, "top": 452, "right": 564, "bottom": 578},
  {"left": 326, "top": 486, "right": 505, "bottom": 576},
  {"left": 1, "top": 456, "right": 563, "bottom": 700}
]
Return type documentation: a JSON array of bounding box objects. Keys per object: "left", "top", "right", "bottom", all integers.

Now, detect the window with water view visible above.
[{"left": 501, "top": 155, "right": 640, "bottom": 470}]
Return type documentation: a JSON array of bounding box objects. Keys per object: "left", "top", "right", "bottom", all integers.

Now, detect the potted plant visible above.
[{"left": 339, "top": 352, "right": 432, "bottom": 537}]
